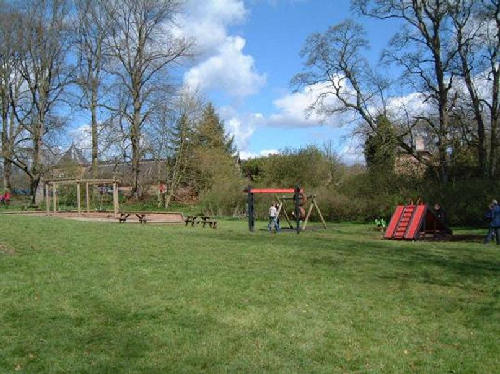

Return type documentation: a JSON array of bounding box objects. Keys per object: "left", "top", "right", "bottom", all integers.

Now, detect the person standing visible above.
[
  {"left": 274, "top": 203, "right": 281, "bottom": 231},
  {"left": 484, "top": 200, "right": 500, "bottom": 245},
  {"left": 268, "top": 202, "right": 279, "bottom": 233},
  {"left": 433, "top": 203, "right": 447, "bottom": 225}
]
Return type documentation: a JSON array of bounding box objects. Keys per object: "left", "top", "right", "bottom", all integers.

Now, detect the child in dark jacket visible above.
[{"left": 485, "top": 200, "right": 500, "bottom": 245}]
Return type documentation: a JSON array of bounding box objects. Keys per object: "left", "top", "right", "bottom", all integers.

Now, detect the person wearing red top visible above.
[{"left": 1, "top": 191, "right": 10, "bottom": 205}]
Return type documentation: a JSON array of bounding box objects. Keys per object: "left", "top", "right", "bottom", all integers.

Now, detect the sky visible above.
[
  {"left": 175, "top": 0, "right": 399, "bottom": 163},
  {"left": 64, "top": 0, "right": 401, "bottom": 163}
]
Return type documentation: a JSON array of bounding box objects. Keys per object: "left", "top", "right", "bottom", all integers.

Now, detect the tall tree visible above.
[
  {"left": 449, "top": 0, "right": 499, "bottom": 178},
  {"left": 195, "top": 103, "right": 235, "bottom": 154},
  {"left": 191, "top": 103, "right": 237, "bottom": 193},
  {"left": 145, "top": 91, "right": 201, "bottom": 208},
  {"left": 353, "top": 0, "right": 459, "bottom": 184},
  {"left": 12, "top": 0, "right": 72, "bottom": 201},
  {"left": 292, "top": 20, "right": 381, "bottom": 132},
  {"left": 74, "top": 0, "right": 110, "bottom": 177},
  {"left": 364, "top": 115, "right": 397, "bottom": 173},
  {"left": 0, "top": 4, "right": 23, "bottom": 191},
  {"left": 103, "top": 0, "right": 190, "bottom": 196},
  {"left": 293, "top": 20, "right": 434, "bottom": 171},
  {"left": 480, "top": 0, "right": 500, "bottom": 177}
]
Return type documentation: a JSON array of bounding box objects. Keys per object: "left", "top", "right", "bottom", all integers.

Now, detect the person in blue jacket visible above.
[{"left": 484, "top": 200, "right": 500, "bottom": 245}]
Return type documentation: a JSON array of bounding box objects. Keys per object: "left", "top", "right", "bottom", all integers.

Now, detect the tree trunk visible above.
[
  {"left": 460, "top": 58, "right": 487, "bottom": 177},
  {"left": 29, "top": 176, "right": 40, "bottom": 204},
  {"left": 31, "top": 117, "right": 44, "bottom": 204},
  {"left": 437, "top": 82, "right": 449, "bottom": 185},
  {"left": 1, "top": 110, "right": 10, "bottom": 190},
  {"left": 489, "top": 64, "right": 499, "bottom": 178},
  {"left": 130, "top": 116, "right": 140, "bottom": 197},
  {"left": 91, "top": 86, "right": 98, "bottom": 178}
]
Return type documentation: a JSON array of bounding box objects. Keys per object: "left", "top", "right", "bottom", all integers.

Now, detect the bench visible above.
[
  {"left": 184, "top": 215, "right": 217, "bottom": 229},
  {"left": 184, "top": 215, "right": 198, "bottom": 226},
  {"left": 118, "top": 213, "right": 130, "bottom": 223},
  {"left": 135, "top": 213, "right": 148, "bottom": 224},
  {"left": 202, "top": 219, "right": 217, "bottom": 229},
  {"left": 117, "top": 213, "right": 148, "bottom": 224}
]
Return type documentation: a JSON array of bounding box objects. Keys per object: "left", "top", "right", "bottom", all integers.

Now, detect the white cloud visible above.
[
  {"left": 219, "top": 106, "right": 264, "bottom": 152},
  {"left": 239, "top": 149, "right": 279, "bottom": 160},
  {"left": 179, "top": 0, "right": 266, "bottom": 98},
  {"left": 267, "top": 81, "right": 358, "bottom": 128},
  {"left": 184, "top": 36, "right": 266, "bottom": 97},
  {"left": 176, "top": 0, "right": 246, "bottom": 54}
]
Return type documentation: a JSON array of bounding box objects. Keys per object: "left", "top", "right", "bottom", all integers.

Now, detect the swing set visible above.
[{"left": 245, "top": 185, "right": 327, "bottom": 233}]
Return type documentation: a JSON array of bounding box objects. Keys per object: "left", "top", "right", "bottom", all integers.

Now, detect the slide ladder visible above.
[{"left": 393, "top": 205, "right": 415, "bottom": 239}]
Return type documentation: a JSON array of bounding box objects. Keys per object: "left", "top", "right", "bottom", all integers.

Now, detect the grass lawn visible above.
[{"left": 0, "top": 215, "right": 498, "bottom": 373}]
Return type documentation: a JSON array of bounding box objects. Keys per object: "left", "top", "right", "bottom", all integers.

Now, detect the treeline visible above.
[
  {"left": 293, "top": 0, "right": 499, "bottom": 183},
  {"left": 0, "top": 0, "right": 192, "bottom": 202},
  {"left": 239, "top": 144, "right": 500, "bottom": 226}
]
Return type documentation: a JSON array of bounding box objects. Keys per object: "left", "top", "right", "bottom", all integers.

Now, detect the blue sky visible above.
[
  {"left": 176, "top": 0, "right": 399, "bottom": 162},
  {"left": 65, "top": 0, "right": 401, "bottom": 163}
]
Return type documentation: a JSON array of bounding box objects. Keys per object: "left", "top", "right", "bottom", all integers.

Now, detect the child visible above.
[{"left": 485, "top": 200, "right": 500, "bottom": 245}]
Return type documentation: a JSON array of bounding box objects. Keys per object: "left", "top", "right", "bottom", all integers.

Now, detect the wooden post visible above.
[
  {"left": 302, "top": 201, "right": 315, "bottom": 231},
  {"left": 294, "top": 185, "right": 301, "bottom": 234},
  {"left": 276, "top": 195, "right": 294, "bottom": 229},
  {"left": 76, "top": 182, "right": 81, "bottom": 214},
  {"left": 45, "top": 183, "right": 50, "bottom": 215},
  {"left": 53, "top": 183, "right": 57, "bottom": 213},
  {"left": 313, "top": 197, "right": 327, "bottom": 229},
  {"left": 113, "top": 181, "right": 119, "bottom": 217},
  {"left": 86, "top": 182, "right": 90, "bottom": 213},
  {"left": 247, "top": 186, "right": 255, "bottom": 232}
]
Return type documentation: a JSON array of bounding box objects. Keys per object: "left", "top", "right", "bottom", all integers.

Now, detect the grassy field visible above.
[{"left": 0, "top": 215, "right": 498, "bottom": 373}]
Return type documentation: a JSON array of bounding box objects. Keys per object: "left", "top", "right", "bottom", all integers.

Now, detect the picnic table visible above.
[
  {"left": 117, "top": 212, "right": 148, "bottom": 224},
  {"left": 184, "top": 215, "right": 217, "bottom": 229}
]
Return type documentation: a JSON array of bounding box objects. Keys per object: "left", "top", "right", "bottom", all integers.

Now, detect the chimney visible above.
[{"left": 415, "top": 136, "right": 425, "bottom": 152}]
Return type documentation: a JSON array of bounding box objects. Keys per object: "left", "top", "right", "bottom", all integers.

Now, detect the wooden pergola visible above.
[{"left": 44, "top": 178, "right": 120, "bottom": 216}]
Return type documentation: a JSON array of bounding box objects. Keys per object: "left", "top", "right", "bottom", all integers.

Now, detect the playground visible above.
[{"left": 0, "top": 214, "right": 498, "bottom": 373}]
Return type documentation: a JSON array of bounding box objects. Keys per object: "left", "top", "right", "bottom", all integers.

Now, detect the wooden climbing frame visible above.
[
  {"left": 245, "top": 185, "right": 326, "bottom": 233},
  {"left": 44, "top": 178, "right": 121, "bottom": 217}
]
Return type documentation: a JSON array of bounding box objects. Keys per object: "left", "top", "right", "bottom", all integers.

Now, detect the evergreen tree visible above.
[
  {"left": 364, "top": 115, "right": 397, "bottom": 173},
  {"left": 195, "top": 103, "right": 235, "bottom": 155}
]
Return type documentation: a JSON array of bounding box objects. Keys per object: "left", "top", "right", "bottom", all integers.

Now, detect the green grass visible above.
[{"left": 0, "top": 216, "right": 498, "bottom": 373}]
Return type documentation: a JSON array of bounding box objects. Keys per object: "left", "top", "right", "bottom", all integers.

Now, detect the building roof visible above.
[{"left": 57, "top": 144, "right": 88, "bottom": 166}]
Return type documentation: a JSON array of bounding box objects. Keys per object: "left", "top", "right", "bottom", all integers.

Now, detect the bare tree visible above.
[
  {"left": 74, "top": 0, "right": 110, "bottom": 177},
  {"left": 450, "top": 0, "right": 500, "bottom": 178},
  {"left": 0, "top": 5, "right": 24, "bottom": 191},
  {"left": 292, "top": 20, "right": 432, "bottom": 167},
  {"left": 11, "top": 0, "right": 72, "bottom": 202},
  {"left": 292, "top": 20, "right": 382, "bottom": 132},
  {"left": 480, "top": 0, "right": 500, "bottom": 177},
  {"left": 144, "top": 91, "right": 202, "bottom": 208},
  {"left": 353, "top": 0, "right": 459, "bottom": 184},
  {"left": 103, "top": 0, "right": 191, "bottom": 197}
]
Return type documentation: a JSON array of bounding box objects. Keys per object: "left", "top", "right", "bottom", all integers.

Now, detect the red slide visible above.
[
  {"left": 384, "top": 205, "right": 404, "bottom": 239},
  {"left": 404, "top": 205, "right": 426, "bottom": 239}
]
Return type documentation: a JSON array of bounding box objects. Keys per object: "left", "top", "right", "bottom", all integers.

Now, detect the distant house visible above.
[
  {"left": 37, "top": 145, "right": 168, "bottom": 202},
  {"left": 394, "top": 136, "right": 433, "bottom": 177}
]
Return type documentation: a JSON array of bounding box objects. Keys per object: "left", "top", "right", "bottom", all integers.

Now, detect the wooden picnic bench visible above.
[
  {"left": 117, "top": 212, "right": 147, "bottom": 223},
  {"left": 118, "top": 213, "right": 130, "bottom": 223},
  {"left": 184, "top": 215, "right": 217, "bottom": 229},
  {"left": 184, "top": 215, "right": 198, "bottom": 226},
  {"left": 135, "top": 213, "right": 148, "bottom": 224}
]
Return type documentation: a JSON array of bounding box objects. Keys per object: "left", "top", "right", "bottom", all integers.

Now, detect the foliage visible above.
[{"left": 364, "top": 115, "right": 397, "bottom": 174}]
